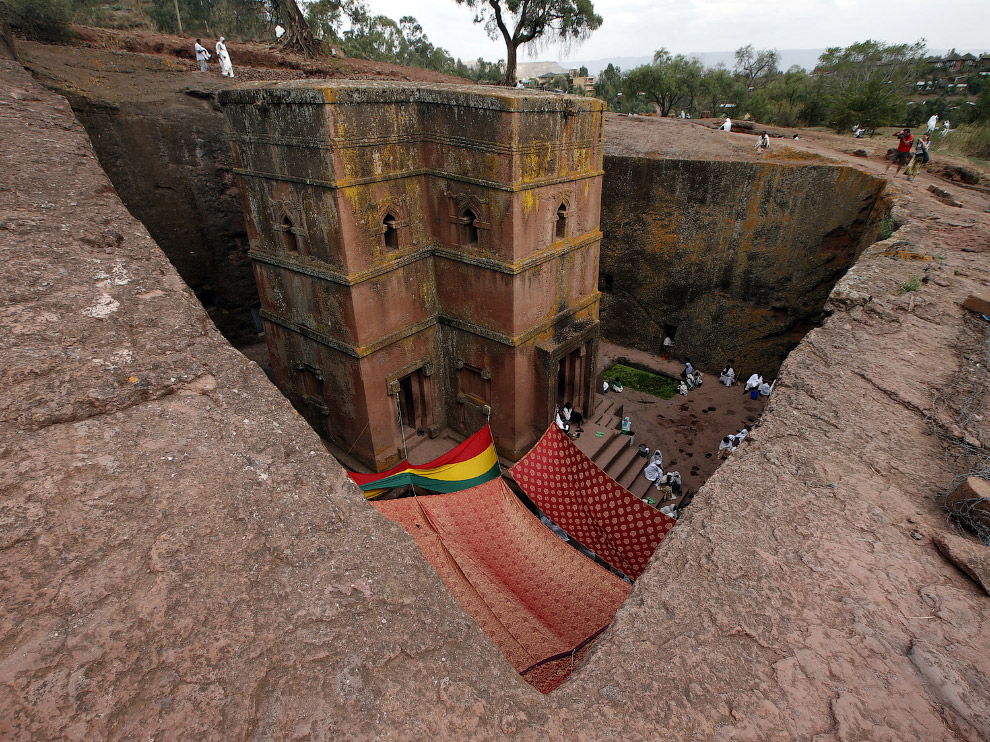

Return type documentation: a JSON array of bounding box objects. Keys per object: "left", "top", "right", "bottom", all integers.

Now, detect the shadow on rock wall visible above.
[
  {"left": 599, "top": 155, "right": 888, "bottom": 376},
  {"left": 59, "top": 87, "right": 258, "bottom": 346}
]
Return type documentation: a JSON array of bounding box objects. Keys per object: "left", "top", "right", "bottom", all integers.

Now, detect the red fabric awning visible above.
[
  {"left": 510, "top": 425, "right": 677, "bottom": 580},
  {"left": 373, "top": 478, "right": 631, "bottom": 693}
]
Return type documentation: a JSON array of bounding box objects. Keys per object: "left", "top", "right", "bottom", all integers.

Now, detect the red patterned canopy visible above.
[
  {"left": 510, "top": 425, "right": 677, "bottom": 580},
  {"left": 373, "top": 478, "right": 631, "bottom": 693}
]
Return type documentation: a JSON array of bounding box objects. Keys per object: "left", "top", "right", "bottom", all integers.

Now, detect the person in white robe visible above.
[
  {"left": 759, "top": 381, "right": 773, "bottom": 396},
  {"left": 216, "top": 37, "right": 234, "bottom": 78},
  {"left": 720, "top": 117, "right": 732, "bottom": 132},
  {"left": 720, "top": 364, "right": 736, "bottom": 387},
  {"left": 554, "top": 409, "right": 569, "bottom": 434},
  {"left": 718, "top": 435, "right": 737, "bottom": 459},
  {"left": 744, "top": 373, "right": 763, "bottom": 392},
  {"left": 194, "top": 39, "right": 211, "bottom": 72},
  {"left": 643, "top": 456, "right": 663, "bottom": 483},
  {"left": 735, "top": 427, "right": 750, "bottom": 442}
]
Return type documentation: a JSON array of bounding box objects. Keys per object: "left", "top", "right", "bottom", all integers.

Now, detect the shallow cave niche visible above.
[
  {"left": 460, "top": 207, "right": 479, "bottom": 247},
  {"left": 383, "top": 212, "right": 399, "bottom": 251}
]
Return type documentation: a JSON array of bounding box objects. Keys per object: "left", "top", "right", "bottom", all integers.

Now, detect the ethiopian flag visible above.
[{"left": 348, "top": 426, "right": 500, "bottom": 499}]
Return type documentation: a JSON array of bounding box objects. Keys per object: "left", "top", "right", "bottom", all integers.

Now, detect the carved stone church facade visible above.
[{"left": 220, "top": 82, "right": 604, "bottom": 470}]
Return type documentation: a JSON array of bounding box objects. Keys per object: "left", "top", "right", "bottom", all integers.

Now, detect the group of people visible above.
[
  {"left": 885, "top": 127, "right": 931, "bottom": 182},
  {"left": 641, "top": 447, "right": 684, "bottom": 511},
  {"left": 744, "top": 373, "right": 773, "bottom": 397},
  {"left": 677, "top": 360, "right": 704, "bottom": 395},
  {"left": 194, "top": 38, "right": 235, "bottom": 78},
  {"left": 717, "top": 426, "right": 750, "bottom": 459}
]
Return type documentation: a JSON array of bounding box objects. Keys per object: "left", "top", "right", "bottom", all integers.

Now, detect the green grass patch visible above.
[
  {"left": 898, "top": 275, "right": 921, "bottom": 294},
  {"left": 604, "top": 363, "right": 679, "bottom": 399},
  {"left": 877, "top": 213, "right": 896, "bottom": 241}
]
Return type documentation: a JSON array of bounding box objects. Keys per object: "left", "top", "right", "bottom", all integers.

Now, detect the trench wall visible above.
[
  {"left": 58, "top": 89, "right": 258, "bottom": 345},
  {"left": 600, "top": 155, "right": 887, "bottom": 374}
]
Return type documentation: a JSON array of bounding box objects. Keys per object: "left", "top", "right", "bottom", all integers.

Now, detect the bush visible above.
[
  {"left": 929, "top": 124, "right": 990, "bottom": 161},
  {"left": 877, "top": 213, "right": 896, "bottom": 241},
  {"left": 898, "top": 275, "right": 921, "bottom": 294},
  {"left": 2, "top": 0, "right": 73, "bottom": 41}
]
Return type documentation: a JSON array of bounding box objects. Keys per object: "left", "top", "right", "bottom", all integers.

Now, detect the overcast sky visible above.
[{"left": 362, "top": 0, "right": 990, "bottom": 64}]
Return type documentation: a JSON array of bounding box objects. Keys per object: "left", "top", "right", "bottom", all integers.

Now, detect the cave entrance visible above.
[
  {"left": 397, "top": 368, "right": 429, "bottom": 437},
  {"left": 557, "top": 341, "right": 592, "bottom": 415}
]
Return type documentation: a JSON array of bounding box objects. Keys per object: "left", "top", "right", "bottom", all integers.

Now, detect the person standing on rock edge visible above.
[
  {"left": 194, "top": 39, "right": 211, "bottom": 73},
  {"left": 885, "top": 128, "right": 913, "bottom": 176},
  {"left": 216, "top": 37, "right": 235, "bottom": 78}
]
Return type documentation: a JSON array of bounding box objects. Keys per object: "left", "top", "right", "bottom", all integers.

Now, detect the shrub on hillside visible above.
[
  {"left": 930, "top": 124, "right": 990, "bottom": 162},
  {"left": 1, "top": 0, "right": 73, "bottom": 42}
]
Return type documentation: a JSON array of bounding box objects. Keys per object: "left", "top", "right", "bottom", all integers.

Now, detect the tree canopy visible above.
[
  {"left": 623, "top": 49, "right": 704, "bottom": 117},
  {"left": 814, "top": 39, "right": 927, "bottom": 131},
  {"left": 452, "top": 0, "right": 602, "bottom": 86}
]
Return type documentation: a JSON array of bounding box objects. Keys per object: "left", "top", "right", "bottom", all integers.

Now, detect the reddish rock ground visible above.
[{"left": 2, "top": 39, "right": 990, "bottom": 742}]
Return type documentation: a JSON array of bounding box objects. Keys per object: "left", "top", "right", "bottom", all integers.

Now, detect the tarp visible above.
[
  {"left": 510, "top": 425, "right": 677, "bottom": 580},
  {"left": 373, "top": 478, "right": 632, "bottom": 693},
  {"left": 348, "top": 426, "right": 499, "bottom": 499}
]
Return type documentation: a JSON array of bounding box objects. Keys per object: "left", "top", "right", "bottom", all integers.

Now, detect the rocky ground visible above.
[{"left": 2, "top": 37, "right": 990, "bottom": 742}]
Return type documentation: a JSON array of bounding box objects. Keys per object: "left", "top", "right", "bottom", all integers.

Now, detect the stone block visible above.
[
  {"left": 927, "top": 184, "right": 963, "bottom": 208},
  {"left": 933, "top": 532, "right": 990, "bottom": 595},
  {"left": 962, "top": 293, "right": 990, "bottom": 317}
]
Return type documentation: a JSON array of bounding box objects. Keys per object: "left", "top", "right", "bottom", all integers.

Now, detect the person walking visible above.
[
  {"left": 194, "top": 39, "right": 211, "bottom": 72},
  {"left": 905, "top": 133, "right": 930, "bottom": 182},
  {"left": 885, "top": 128, "right": 913, "bottom": 176}
]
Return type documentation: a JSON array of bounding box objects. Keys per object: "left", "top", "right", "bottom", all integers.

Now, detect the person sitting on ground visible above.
[
  {"left": 677, "top": 380, "right": 688, "bottom": 396},
  {"left": 611, "top": 379, "right": 623, "bottom": 392},
  {"left": 691, "top": 370, "right": 703, "bottom": 387},
  {"left": 759, "top": 380, "right": 773, "bottom": 396},
  {"left": 659, "top": 503, "right": 679, "bottom": 518},
  {"left": 657, "top": 470, "right": 682, "bottom": 497},
  {"left": 718, "top": 435, "right": 736, "bottom": 459},
  {"left": 554, "top": 407, "right": 570, "bottom": 435},
  {"left": 682, "top": 360, "right": 694, "bottom": 380},
  {"left": 755, "top": 131, "right": 770, "bottom": 151},
  {"left": 736, "top": 427, "right": 750, "bottom": 443},
  {"left": 744, "top": 373, "right": 763, "bottom": 392},
  {"left": 562, "top": 402, "right": 584, "bottom": 432},
  {"left": 720, "top": 363, "right": 736, "bottom": 387},
  {"left": 602, "top": 380, "right": 610, "bottom": 393},
  {"left": 720, "top": 116, "right": 732, "bottom": 132},
  {"left": 643, "top": 452, "right": 663, "bottom": 483}
]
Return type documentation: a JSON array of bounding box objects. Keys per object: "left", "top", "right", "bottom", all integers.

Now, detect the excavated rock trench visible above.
[
  {"left": 5, "top": 43, "right": 990, "bottom": 741},
  {"left": 43, "top": 65, "right": 894, "bottom": 690}
]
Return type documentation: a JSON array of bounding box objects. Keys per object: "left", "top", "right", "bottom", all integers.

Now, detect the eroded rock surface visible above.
[{"left": 2, "top": 57, "right": 990, "bottom": 741}]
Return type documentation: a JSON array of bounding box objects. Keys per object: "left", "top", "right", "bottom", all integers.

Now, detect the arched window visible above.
[
  {"left": 280, "top": 215, "right": 301, "bottom": 255},
  {"left": 555, "top": 202, "right": 567, "bottom": 239},
  {"left": 383, "top": 212, "right": 399, "bottom": 251},
  {"left": 461, "top": 208, "right": 479, "bottom": 247}
]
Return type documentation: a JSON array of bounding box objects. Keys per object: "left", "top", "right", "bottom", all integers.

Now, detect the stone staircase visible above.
[{"left": 571, "top": 394, "right": 679, "bottom": 505}]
